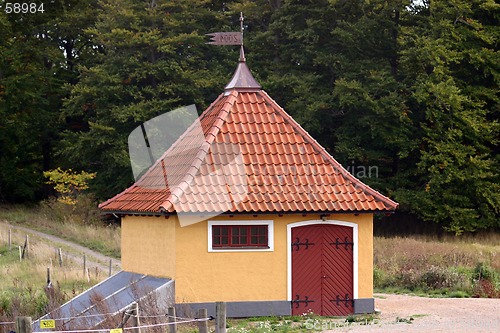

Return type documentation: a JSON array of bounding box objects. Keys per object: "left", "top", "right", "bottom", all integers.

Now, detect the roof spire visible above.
[
  {"left": 224, "top": 13, "right": 261, "bottom": 92},
  {"left": 206, "top": 12, "right": 261, "bottom": 92},
  {"left": 239, "top": 12, "right": 246, "bottom": 62}
]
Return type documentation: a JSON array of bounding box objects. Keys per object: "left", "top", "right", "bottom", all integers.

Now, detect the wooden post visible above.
[
  {"left": 8, "top": 229, "right": 11, "bottom": 250},
  {"left": 58, "top": 248, "right": 63, "bottom": 267},
  {"left": 197, "top": 308, "right": 208, "bottom": 333},
  {"left": 86, "top": 268, "right": 90, "bottom": 282},
  {"left": 120, "top": 302, "right": 139, "bottom": 333},
  {"left": 131, "top": 302, "right": 140, "bottom": 333},
  {"left": 16, "top": 317, "right": 32, "bottom": 333},
  {"left": 168, "top": 307, "right": 176, "bottom": 333},
  {"left": 109, "top": 259, "right": 112, "bottom": 276},
  {"left": 25, "top": 235, "right": 29, "bottom": 258},
  {"left": 83, "top": 254, "right": 87, "bottom": 276},
  {"left": 46, "top": 267, "right": 51, "bottom": 286},
  {"left": 215, "top": 302, "right": 226, "bottom": 333},
  {"left": 21, "top": 235, "right": 29, "bottom": 259},
  {"left": 19, "top": 245, "right": 22, "bottom": 261}
]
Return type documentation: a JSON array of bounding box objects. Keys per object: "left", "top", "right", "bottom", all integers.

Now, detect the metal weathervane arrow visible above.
[{"left": 206, "top": 12, "right": 245, "bottom": 46}]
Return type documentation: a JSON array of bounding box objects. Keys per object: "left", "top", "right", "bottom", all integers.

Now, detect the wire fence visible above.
[
  {"left": 1, "top": 303, "right": 223, "bottom": 333},
  {"left": 29, "top": 317, "right": 212, "bottom": 333}
]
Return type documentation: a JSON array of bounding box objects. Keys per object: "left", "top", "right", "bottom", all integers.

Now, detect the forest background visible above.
[{"left": 0, "top": 0, "right": 498, "bottom": 234}]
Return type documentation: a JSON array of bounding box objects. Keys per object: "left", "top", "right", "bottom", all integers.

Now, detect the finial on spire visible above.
[
  {"left": 239, "top": 12, "right": 246, "bottom": 62},
  {"left": 240, "top": 12, "right": 244, "bottom": 37}
]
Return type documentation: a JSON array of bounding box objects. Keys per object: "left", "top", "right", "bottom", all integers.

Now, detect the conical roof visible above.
[
  {"left": 100, "top": 52, "right": 398, "bottom": 215},
  {"left": 224, "top": 46, "right": 261, "bottom": 92}
]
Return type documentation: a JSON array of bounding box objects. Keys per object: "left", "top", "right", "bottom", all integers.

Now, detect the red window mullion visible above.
[{"left": 213, "top": 225, "right": 268, "bottom": 248}]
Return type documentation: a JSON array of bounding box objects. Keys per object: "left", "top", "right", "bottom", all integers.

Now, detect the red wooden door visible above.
[{"left": 291, "top": 224, "right": 354, "bottom": 316}]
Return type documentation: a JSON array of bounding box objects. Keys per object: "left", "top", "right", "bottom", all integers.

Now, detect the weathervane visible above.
[{"left": 206, "top": 12, "right": 245, "bottom": 46}]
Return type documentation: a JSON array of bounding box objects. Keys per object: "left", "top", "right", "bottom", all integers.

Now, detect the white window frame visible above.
[{"left": 208, "top": 220, "right": 274, "bottom": 252}]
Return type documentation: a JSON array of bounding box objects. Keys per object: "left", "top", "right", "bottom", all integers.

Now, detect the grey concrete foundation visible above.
[
  {"left": 354, "top": 298, "right": 375, "bottom": 314},
  {"left": 176, "top": 300, "right": 291, "bottom": 318}
]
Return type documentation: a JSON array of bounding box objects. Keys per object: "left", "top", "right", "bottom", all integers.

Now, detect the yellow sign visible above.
[
  {"left": 110, "top": 329, "right": 123, "bottom": 333},
  {"left": 40, "top": 319, "right": 56, "bottom": 329}
]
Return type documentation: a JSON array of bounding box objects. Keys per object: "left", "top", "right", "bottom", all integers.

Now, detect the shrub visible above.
[
  {"left": 473, "top": 279, "right": 500, "bottom": 298},
  {"left": 394, "top": 269, "right": 421, "bottom": 291},
  {"left": 373, "top": 267, "right": 386, "bottom": 288},
  {"left": 43, "top": 168, "right": 96, "bottom": 205},
  {"left": 419, "top": 266, "right": 462, "bottom": 291},
  {"left": 472, "top": 263, "right": 500, "bottom": 298},
  {"left": 473, "top": 263, "right": 497, "bottom": 283}
]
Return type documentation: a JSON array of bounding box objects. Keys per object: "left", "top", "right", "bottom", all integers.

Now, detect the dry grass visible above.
[
  {"left": 0, "top": 242, "right": 104, "bottom": 323},
  {"left": 375, "top": 235, "right": 500, "bottom": 271},
  {"left": 374, "top": 234, "right": 500, "bottom": 297},
  {"left": 0, "top": 202, "right": 120, "bottom": 258},
  {"left": 0, "top": 207, "right": 119, "bottom": 322}
]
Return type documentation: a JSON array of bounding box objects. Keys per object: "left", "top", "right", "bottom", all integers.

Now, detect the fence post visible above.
[
  {"left": 197, "top": 308, "right": 208, "bottom": 333},
  {"left": 120, "top": 302, "right": 140, "bottom": 333},
  {"left": 215, "top": 302, "right": 226, "bottom": 333},
  {"left": 131, "top": 302, "right": 140, "bottom": 333},
  {"left": 19, "top": 245, "right": 22, "bottom": 261},
  {"left": 16, "top": 317, "right": 32, "bottom": 333},
  {"left": 21, "top": 235, "right": 29, "bottom": 259},
  {"left": 83, "top": 254, "right": 87, "bottom": 276},
  {"left": 109, "top": 259, "right": 112, "bottom": 276},
  {"left": 168, "top": 307, "right": 176, "bottom": 333},
  {"left": 47, "top": 267, "right": 51, "bottom": 287},
  {"left": 58, "top": 248, "right": 63, "bottom": 267}
]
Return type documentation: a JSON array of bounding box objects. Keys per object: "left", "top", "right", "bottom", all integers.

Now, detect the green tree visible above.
[
  {"left": 59, "top": 0, "right": 236, "bottom": 199},
  {"left": 241, "top": 0, "right": 416, "bottom": 194},
  {"left": 396, "top": 0, "right": 500, "bottom": 233},
  {"left": 0, "top": 0, "right": 98, "bottom": 201}
]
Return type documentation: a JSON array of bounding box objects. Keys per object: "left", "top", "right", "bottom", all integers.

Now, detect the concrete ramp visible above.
[{"left": 34, "top": 271, "right": 173, "bottom": 330}]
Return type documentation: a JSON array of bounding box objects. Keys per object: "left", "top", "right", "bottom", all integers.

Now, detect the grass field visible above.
[
  {"left": 0, "top": 242, "right": 103, "bottom": 322},
  {"left": 0, "top": 201, "right": 120, "bottom": 258},
  {"left": 374, "top": 234, "right": 500, "bottom": 297},
  {"left": 0, "top": 202, "right": 117, "bottom": 322}
]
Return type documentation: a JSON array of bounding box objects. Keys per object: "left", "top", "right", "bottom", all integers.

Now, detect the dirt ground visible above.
[{"left": 322, "top": 294, "right": 500, "bottom": 332}]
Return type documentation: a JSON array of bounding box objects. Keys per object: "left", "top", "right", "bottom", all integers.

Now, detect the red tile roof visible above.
[{"left": 100, "top": 53, "right": 397, "bottom": 214}]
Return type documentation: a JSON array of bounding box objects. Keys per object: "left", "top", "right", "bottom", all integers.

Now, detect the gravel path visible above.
[
  {"left": 0, "top": 221, "right": 121, "bottom": 273},
  {"left": 322, "top": 294, "right": 500, "bottom": 332}
]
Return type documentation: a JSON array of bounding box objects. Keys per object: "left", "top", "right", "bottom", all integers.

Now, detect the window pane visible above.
[
  {"left": 251, "top": 227, "right": 259, "bottom": 236},
  {"left": 232, "top": 236, "right": 239, "bottom": 244},
  {"left": 212, "top": 225, "right": 268, "bottom": 248}
]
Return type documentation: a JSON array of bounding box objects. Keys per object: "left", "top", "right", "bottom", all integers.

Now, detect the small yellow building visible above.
[{"left": 100, "top": 47, "right": 397, "bottom": 317}]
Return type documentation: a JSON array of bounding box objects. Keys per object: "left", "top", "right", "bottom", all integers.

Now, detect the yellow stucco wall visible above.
[
  {"left": 353, "top": 214, "right": 374, "bottom": 299},
  {"left": 121, "top": 215, "right": 176, "bottom": 278},
  {"left": 120, "top": 213, "right": 374, "bottom": 302},
  {"left": 175, "top": 216, "right": 286, "bottom": 303}
]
